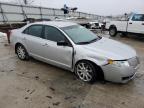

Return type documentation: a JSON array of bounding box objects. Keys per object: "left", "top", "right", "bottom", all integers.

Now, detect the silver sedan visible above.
[{"left": 10, "top": 21, "right": 139, "bottom": 83}]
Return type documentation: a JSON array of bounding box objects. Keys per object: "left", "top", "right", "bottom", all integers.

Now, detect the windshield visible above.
[{"left": 61, "top": 25, "right": 99, "bottom": 44}]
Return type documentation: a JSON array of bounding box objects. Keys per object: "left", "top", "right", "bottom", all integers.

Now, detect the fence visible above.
[{"left": 0, "top": 2, "right": 104, "bottom": 24}]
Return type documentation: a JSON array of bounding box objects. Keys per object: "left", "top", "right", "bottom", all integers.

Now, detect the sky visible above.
[{"left": 1, "top": 0, "right": 144, "bottom": 16}]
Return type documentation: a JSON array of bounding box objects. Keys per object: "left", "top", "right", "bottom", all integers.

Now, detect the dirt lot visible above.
[{"left": 0, "top": 33, "right": 144, "bottom": 108}]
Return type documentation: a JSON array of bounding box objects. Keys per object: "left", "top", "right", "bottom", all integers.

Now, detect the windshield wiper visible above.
[
  {"left": 77, "top": 41, "right": 90, "bottom": 45},
  {"left": 90, "top": 36, "right": 102, "bottom": 42},
  {"left": 77, "top": 37, "right": 102, "bottom": 45},
  {"left": 76, "top": 39, "right": 97, "bottom": 45},
  {"left": 88, "top": 38, "right": 98, "bottom": 43},
  {"left": 87, "top": 37, "right": 102, "bottom": 43}
]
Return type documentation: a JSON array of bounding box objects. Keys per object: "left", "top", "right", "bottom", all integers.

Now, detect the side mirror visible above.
[{"left": 57, "top": 41, "right": 68, "bottom": 46}]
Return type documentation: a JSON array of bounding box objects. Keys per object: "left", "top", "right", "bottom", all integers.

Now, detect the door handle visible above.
[
  {"left": 23, "top": 37, "right": 26, "bottom": 40},
  {"left": 129, "top": 22, "right": 132, "bottom": 24},
  {"left": 142, "top": 23, "right": 144, "bottom": 25},
  {"left": 42, "top": 43, "right": 49, "bottom": 47}
]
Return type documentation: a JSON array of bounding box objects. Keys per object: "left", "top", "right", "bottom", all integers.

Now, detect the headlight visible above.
[{"left": 108, "top": 59, "right": 129, "bottom": 67}]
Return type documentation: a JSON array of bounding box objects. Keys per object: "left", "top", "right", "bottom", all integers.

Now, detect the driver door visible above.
[
  {"left": 42, "top": 25, "right": 73, "bottom": 69},
  {"left": 127, "top": 14, "right": 144, "bottom": 34}
]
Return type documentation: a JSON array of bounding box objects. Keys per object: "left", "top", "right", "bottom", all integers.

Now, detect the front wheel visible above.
[
  {"left": 109, "top": 27, "right": 117, "bottom": 37},
  {"left": 75, "top": 61, "right": 97, "bottom": 83}
]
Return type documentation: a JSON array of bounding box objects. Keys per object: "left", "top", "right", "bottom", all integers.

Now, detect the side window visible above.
[
  {"left": 23, "top": 27, "right": 29, "bottom": 34},
  {"left": 29, "top": 25, "right": 43, "bottom": 37},
  {"left": 132, "top": 14, "right": 144, "bottom": 21},
  {"left": 23, "top": 25, "right": 43, "bottom": 38},
  {"left": 44, "top": 26, "right": 65, "bottom": 42}
]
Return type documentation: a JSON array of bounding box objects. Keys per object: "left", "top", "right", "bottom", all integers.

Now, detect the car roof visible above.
[{"left": 31, "top": 21, "right": 77, "bottom": 28}]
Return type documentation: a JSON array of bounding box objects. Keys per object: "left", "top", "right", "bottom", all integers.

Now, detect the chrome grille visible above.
[{"left": 128, "top": 57, "right": 139, "bottom": 68}]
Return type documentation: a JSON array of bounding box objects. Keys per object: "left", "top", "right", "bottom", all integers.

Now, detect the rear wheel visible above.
[
  {"left": 75, "top": 61, "right": 97, "bottom": 83},
  {"left": 16, "top": 44, "right": 29, "bottom": 60},
  {"left": 109, "top": 27, "right": 117, "bottom": 37}
]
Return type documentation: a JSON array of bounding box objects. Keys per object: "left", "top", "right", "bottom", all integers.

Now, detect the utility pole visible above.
[
  {"left": 23, "top": 0, "right": 34, "bottom": 5},
  {"left": 23, "top": 0, "right": 27, "bottom": 5}
]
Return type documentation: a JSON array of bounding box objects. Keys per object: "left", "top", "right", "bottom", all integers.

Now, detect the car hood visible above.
[{"left": 81, "top": 37, "right": 136, "bottom": 60}]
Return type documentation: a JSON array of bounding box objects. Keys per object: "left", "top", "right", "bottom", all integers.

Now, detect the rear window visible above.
[{"left": 23, "top": 25, "right": 43, "bottom": 38}]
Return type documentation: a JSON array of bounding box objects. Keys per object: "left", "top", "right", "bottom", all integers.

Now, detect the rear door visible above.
[
  {"left": 127, "top": 14, "right": 144, "bottom": 34},
  {"left": 22, "top": 24, "right": 47, "bottom": 57}
]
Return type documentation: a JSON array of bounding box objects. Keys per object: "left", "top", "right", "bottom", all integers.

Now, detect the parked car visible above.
[
  {"left": 106, "top": 14, "right": 144, "bottom": 36},
  {"left": 89, "top": 21, "right": 104, "bottom": 29},
  {"left": 10, "top": 21, "right": 139, "bottom": 83}
]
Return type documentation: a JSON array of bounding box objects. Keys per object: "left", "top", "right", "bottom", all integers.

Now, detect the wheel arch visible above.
[
  {"left": 74, "top": 59, "right": 104, "bottom": 80},
  {"left": 109, "top": 24, "right": 118, "bottom": 37},
  {"left": 109, "top": 25, "right": 117, "bottom": 30},
  {"left": 15, "top": 42, "right": 26, "bottom": 54}
]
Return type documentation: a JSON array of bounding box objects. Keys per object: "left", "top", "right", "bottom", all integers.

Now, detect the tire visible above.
[
  {"left": 109, "top": 27, "right": 117, "bottom": 37},
  {"left": 75, "top": 61, "right": 97, "bottom": 83},
  {"left": 15, "top": 44, "right": 29, "bottom": 60}
]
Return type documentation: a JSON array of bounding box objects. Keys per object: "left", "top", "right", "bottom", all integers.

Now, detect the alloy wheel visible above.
[
  {"left": 76, "top": 62, "right": 93, "bottom": 82},
  {"left": 16, "top": 45, "right": 26, "bottom": 60}
]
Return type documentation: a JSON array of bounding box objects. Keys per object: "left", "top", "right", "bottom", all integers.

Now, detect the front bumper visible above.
[{"left": 101, "top": 57, "right": 139, "bottom": 83}]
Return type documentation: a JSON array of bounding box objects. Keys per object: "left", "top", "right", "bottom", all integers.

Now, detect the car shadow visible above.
[{"left": 120, "top": 33, "right": 144, "bottom": 42}]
